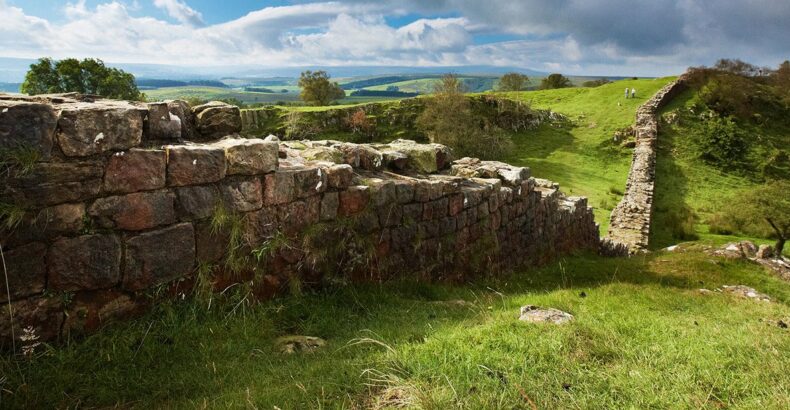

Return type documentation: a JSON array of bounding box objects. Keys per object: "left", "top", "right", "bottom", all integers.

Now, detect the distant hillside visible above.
[{"left": 136, "top": 79, "right": 228, "bottom": 89}]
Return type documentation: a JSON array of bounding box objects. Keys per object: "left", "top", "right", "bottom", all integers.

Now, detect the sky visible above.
[{"left": 1, "top": 0, "right": 788, "bottom": 76}]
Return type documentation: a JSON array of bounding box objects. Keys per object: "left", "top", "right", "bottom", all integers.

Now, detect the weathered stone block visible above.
[
  {"left": 166, "top": 145, "right": 226, "bottom": 186},
  {"left": 0, "top": 100, "right": 57, "bottom": 160},
  {"left": 220, "top": 178, "right": 263, "bottom": 212},
  {"left": 48, "top": 234, "right": 122, "bottom": 291},
  {"left": 337, "top": 143, "right": 383, "bottom": 170},
  {"left": 167, "top": 100, "right": 196, "bottom": 141},
  {"left": 193, "top": 101, "right": 242, "bottom": 140},
  {"left": 56, "top": 103, "right": 145, "bottom": 156},
  {"left": 448, "top": 193, "right": 464, "bottom": 216},
  {"left": 195, "top": 221, "right": 228, "bottom": 263},
  {"left": 395, "top": 181, "right": 415, "bottom": 204},
  {"left": 123, "top": 223, "right": 195, "bottom": 291},
  {"left": 387, "top": 140, "right": 453, "bottom": 173},
  {"left": 241, "top": 207, "right": 278, "bottom": 247},
  {"left": 4, "top": 242, "right": 47, "bottom": 300},
  {"left": 263, "top": 170, "right": 296, "bottom": 205},
  {"left": 89, "top": 190, "right": 176, "bottom": 231},
  {"left": 325, "top": 164, "right": 353, "bottom": 189},
  {"left": 0, "top": 296, "right": 63, "bottom": 343},
  {"left": 144, "top": 102, "right": 181, "bottom": 141},
  {"left": 320, "top": 192, "right": 339, "bottom": 221},
  {"left": 293, "top": 167, "right": 326, "bottom": 198},
  {"left": 176, "top": 185, "right": 220, "bottom": 220},
  {"left": 339, "top": 186, "right": 370, "bottom": 216},
  {"left": 62, "top": 290, "right": 142, "bottom": 338},
  {"left": 103, "top": 149, "right": 166, "bottom": 193},
  {"left": 5, "top": 162, "right": 103, "bottom": 205},
  {"left": 213, "top": 138, "right": 278, "bottom": 175}
]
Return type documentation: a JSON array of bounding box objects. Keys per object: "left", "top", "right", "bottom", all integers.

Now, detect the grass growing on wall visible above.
[{"left": 2, "top": 248, "right": 789, "bottom": 408}]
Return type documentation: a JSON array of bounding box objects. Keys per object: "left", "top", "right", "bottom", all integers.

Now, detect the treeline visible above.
[
  {"left": 244, "top": 87, "right": 290, "bottom": 93},
  {"left": 135, "top": 79, "right": 229, "bottom": 89},
  {"left": 340, "top": 76, "right": 413, "bottom": 89},
  {"left": 349, "top": 89, "right": 420, "bottom": 97}
]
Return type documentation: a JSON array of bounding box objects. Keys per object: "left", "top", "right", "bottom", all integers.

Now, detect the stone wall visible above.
[
  {"left": 605, "top": 77, "right": 688, "bottom": 253},
  {"left": 1, "top": 93, "right": 598, "bottom": 346}
]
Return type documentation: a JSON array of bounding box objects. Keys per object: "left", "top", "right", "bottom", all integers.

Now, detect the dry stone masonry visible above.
[
  {"left": 1, "top": 93, "right": 599, "bottom": 345},
  {"left": 605, "top": 77, "right": 688, "bottom": 253}
]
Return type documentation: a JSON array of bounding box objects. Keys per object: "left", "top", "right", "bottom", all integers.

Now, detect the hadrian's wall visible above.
[
  {"left": 0, "top": 93, "right": 599, "bottom": 346},
  {"left": 606, "top": 77, "right": 688, "bottom": 253}
]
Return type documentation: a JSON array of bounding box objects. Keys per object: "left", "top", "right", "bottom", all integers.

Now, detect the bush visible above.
[
  {"left": 694, "top": 115, "right": 748, "bottom": 167},
  {"left": 539, "top": 74, "right": 572, "bottom": 90},
  {"left": 417, "top": 74, "right": 513, "bottom": 160}
]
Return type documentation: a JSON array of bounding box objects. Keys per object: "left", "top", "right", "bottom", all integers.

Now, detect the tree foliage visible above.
[
  {"left": 298, "top": 70, "right": 345, "bottom": 106},
  {"left": 582, "top": 78, "right": 611, "bottom": 87},
  {"left": 539, "top": 73, "right": 573, "bottom": 90},
  {"left": 417, "top": 74, "right": 512, "bottom": 160},
  {"left": 497, "top": 72, "right": 529, "bottom": 91},
  {"left": 695, "top": 115, "right": 748, "bottom": 167},
  {"left": 20, "top": 57, "right": 143, "bottom": 100},
  {"left": 711, "top": 181, "right": 790, "bottom": 255}
]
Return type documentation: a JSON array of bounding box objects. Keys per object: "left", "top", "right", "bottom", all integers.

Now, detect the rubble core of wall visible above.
[
  {"left": 0, "top": 93, "right": 599, "bottom": 345},
  {"left": 606, "top": 77, "right": 688, "bottom": 254}
]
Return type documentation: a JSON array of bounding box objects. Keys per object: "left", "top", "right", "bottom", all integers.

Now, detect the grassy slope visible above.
[
  {"left": 498, "top": 78, "right": 675, "bottom": 233},
  {"left": 2, "top": 249, "right": 788, "bottom": 408}
]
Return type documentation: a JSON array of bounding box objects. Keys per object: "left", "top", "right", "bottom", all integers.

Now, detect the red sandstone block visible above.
[
  {"left": 48, "top": 234, "right": 122, "bottom": 291},
  {"left": 123, "top": 223, "right": 195, "bottom": 291},
  {"left": 62, "top": 290, "right": 143, "bottom": 338},
  {"left": 88, "top": 190, "right": 176, "bottom": 231},
  {"left": 320, "top": 192, "right": 339, "bottom": 221},
  {"left": 325, "top": 164, "right": 353, "bottom": 189},
  {"left": 263, "top": 171, "right": 295, "bottom": 205},
  {"left": 166, "top": 145, "right": 226, "bottom": 186},
  {"left": 338, "top": 186, "right": 370, "bottom": 216},
  {"left": 3, "top": 242, "right": 47, "bottom": 300},
  {"left": 56, "top": 103, "right": 146, "bottom": 157},
  {"left": 104, "top": 149, "right": 166, "bottom": 193},
  {"left": 221, "top": 178, "right": 263, "bottom": 212},
  {"left": 448, "top": 193, "right": 464, "bottom": 216}
]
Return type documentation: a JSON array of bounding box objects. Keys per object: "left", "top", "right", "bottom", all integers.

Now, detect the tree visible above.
[
  {"left": 722, "top": 181, "right": 790, "bottom": 255},
  {"left": 20, "top": 57, "right": 143, "bottom": 100},
  {"left": 582, "top": 78, "right": 611, "bottom": 87},
  {"left": 695, "top": 115, "right": 748, "bottom": 167},
  {"left": 497, "top": 72, "right": 529, "bottom": 91},
  {"left": 298, "top": 70, "right": 345, "bottom": 106},
  {"left": 539, "top": 73, "right": 572, "bottom": 90},
  {"left": 416, "top": 74, "right": 512, "bottom": 159}
]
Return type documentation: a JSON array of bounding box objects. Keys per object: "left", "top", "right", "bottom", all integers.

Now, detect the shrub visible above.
[
  {"left": 497, "top": 72, "right": 530, "bottom": 92},
  {"left": 694, "top": 115, "right": 748, "bottom": 168},
  {"left": 345, "top": 109, "right": 375, "bottom": 137},
  {"left": 416, "top": 74, "right": 513, "bottom": 160},
  {"left": 539, "top": 74, "right": 572, "bottom": 90}
]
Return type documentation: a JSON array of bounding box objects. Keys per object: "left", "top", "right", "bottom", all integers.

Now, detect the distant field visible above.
[{"left": 143, "top": 86, "right": 404, "bottom": 105}]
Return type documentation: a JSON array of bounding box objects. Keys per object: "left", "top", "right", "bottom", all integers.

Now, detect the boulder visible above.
[
  {"left": 123, "top": 223, "right": 196, "bottom": 291},
  {"left": 274, "top": 336, "right": 326, "bottom": 354},
  {"left": 756, "top": 244, "right": 774, "bottom": 259},
  {"left": 388, "top": 139, "right": 453, "bottom": 173},
  {"left": 518, "top": 305, "right": 574, "bottom": 324},
  {"left": 719, "top": 285, "right": 771, "bottom": 302},
  {"left": 48, "top": 234, "right": 122, "bottom": 291},
  {"left": 0, "top": 100, "right": 58, "bottom": 160},
  {"left": 56, "top": 102, "right": 146, "bottom": 157},
  {"left": 193, "top": 101, "right": 241, "bottom": 140}
]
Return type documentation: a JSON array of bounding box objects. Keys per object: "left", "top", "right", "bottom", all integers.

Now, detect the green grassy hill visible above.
[{"left": 497, "top": 78, "right": 675, "bottom": 233}]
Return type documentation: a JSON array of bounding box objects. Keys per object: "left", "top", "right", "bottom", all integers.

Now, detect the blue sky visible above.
[{"left": 1, "top": 0, "right": 788, "bottom": 76}]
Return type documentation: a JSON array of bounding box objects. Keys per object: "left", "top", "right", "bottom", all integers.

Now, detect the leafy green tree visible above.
[
  {"left": 695, "top": 115, "right": 748, "bottom": 167},
  {"left": 497, "top": 72, "right": 529, "bottom": 91},
  {"left": 718, "top": 181, "right": 790, "bottom": 255},
  {"left": 539, "top": 73, "right": 573, "bottom": 90},
  {"left": 417, "top": 74, "right": 512, "bottom": 159},
  {"left": 582, "top": 78, "right": 611, "bottom": 87},
  {"left": 20, "top": 57, "right": 143, "bottom": 100},
  {"left": 298, "top": 70, "right": 345, "bottom": 106}
]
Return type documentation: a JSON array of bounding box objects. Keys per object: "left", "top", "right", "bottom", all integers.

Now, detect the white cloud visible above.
[{"left": 153, "top": 0, "right": 205, "bottom": 27}]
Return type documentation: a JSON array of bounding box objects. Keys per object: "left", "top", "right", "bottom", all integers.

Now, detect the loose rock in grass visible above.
[
  {"left": 274, "top": 336, "right": 326, "bottom": 354},
  {"left": 518, "top": 305, "right": 574, "bottom": 324},
  {"left": 718, "top": 285, "right": 771, "bottom": 302}
]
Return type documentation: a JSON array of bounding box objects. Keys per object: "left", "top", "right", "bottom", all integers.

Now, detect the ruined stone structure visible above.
[
  {"left": 1, "top": 93, "right": 598, "bottom": 345},
  {"left": 606, "top": 77, "right": 688, "bottom": 253}
]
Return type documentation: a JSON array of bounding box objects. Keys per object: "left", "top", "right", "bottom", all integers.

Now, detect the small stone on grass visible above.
[
  {"left": 519, "top": 305, "right": 574, "bottom": 324},
  {"left": 274, "top": 336, "right": 326, "bottom": 354}
]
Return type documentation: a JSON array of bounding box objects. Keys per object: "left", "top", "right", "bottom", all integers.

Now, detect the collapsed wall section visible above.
[
  {"left": 605, "top": 77, "right": 688, "bottom": 254},
  {"left": 0, "top": 93, "right": 598, "bottom": 345}
]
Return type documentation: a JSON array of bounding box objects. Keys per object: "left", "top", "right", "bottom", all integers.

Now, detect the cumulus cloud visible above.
[
  {"left": 153, "top": 0, "right": 205, "bottom": 27},
  {"left": 0, "top": 0, "right": 787, "bottom": 76}
]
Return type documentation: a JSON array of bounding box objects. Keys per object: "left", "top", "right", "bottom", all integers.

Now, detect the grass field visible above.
[
  {"left": 2, "top": 247, "right": 788, "bottom": 408},
  {"left": 496, "top": 78, "right": 675, "bottom": 233}
]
